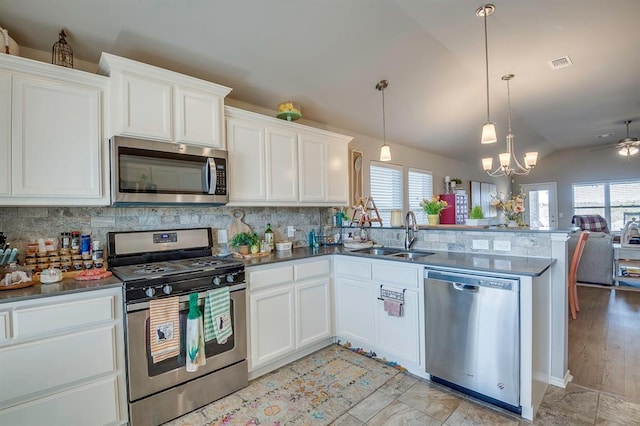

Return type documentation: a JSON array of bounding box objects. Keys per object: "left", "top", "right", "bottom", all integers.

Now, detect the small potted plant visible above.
[
  {"left": 466, "top": 205, "right": 490, "bottom": 226},
  {"left": 420, "top": 196, "right": 449, "bottom": 225},
  {"left": 230, "top": 232, "right": 260, "bottom": 255}
]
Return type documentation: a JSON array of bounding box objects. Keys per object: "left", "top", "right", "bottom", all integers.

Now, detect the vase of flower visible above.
[
  {"left": 420, "top": 196, "right": 449, "bottom": 225},
  {"left": 491, "top": 191, "right": 527, "bottom": 228}
]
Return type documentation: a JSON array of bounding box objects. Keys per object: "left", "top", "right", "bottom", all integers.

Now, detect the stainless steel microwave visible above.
[{"left": 110, "top": 136, "right": 228, "bottom": 206}]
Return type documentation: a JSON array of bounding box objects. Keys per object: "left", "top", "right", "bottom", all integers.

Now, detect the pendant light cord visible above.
[
  {"left": 483, "top": 6, "right": 491, "bottom": 122},
  {"left": 382, "top": 88, "right": 387, "bottom": 143}
]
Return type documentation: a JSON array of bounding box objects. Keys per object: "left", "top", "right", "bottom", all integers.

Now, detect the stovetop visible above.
[{"left": 110, "top": 256, "right": 243, "bottom": 282}]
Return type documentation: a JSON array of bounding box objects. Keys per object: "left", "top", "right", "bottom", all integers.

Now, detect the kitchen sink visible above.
[
  {"left": 351, "top": 247, "right": 403, "bottom": 256},
  {"left": 389, "top": 251, "right": 435, "bottom": 260}
]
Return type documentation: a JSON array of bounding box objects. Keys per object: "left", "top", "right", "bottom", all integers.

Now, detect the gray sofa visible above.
[{"left": 567, "top": 231, "right": 614, "bottom": 285}]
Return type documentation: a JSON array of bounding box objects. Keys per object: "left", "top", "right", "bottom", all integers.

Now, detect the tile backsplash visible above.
[{"left": 0, "top": 206, "right": 327, "bottom": 257}]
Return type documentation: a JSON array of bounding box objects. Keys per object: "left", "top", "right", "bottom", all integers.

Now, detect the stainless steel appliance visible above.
[
  {"left": 108, "top": 228, "right": 247, "bottom": 426},
  {"left": 424, "top": 268, "right": 521, "bottom": 414},
  {"left": 110, "top": 136, "right": 228, "bottom": 206}
]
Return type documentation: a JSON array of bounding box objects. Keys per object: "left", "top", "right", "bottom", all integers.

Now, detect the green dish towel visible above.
[{"left": 204, "top": 287, "right": 232, "bottom": 343}]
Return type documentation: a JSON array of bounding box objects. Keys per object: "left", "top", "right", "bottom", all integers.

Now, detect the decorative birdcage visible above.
[{"left": 52, "top": 29, "right": 73, "bottom": 68}]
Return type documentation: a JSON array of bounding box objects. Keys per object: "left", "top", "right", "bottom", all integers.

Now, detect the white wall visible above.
[{"left": 514, "top": 145, "right": 640, "bottom": 230}]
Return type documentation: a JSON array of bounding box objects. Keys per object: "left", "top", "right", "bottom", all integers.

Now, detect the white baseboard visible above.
[{"left": 549, "top": 370, "right": 572, "bottom": 388}]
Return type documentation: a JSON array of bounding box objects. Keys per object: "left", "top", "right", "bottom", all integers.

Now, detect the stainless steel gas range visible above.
[{"left": 108, "top": 227, "right": 247, "bottom": 426}]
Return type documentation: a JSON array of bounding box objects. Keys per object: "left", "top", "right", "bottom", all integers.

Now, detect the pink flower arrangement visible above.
[{"left": 491, "top": 192, "right": 526, "bottom": 225}]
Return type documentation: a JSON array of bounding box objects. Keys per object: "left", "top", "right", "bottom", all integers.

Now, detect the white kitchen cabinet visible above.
[
  {"left": 247, "top": 258, "right": 332, "bottom": 376},
  {"left": 298, "top": 133, "right": 350, "bottom": 203},
  {"left": 0, "top": 54, "right": 109, "bottom": 206},
  {"left": 226, "top": 106, "right": 351, "bottom": 206},
  {"left": 0, "top": 71, "right": 10, "bottom": 197},
  {"left": 334, "top": 256, "right": 424, "bottom": 372},
  {"left": 0, "top": 287, "right": 127, "bottom": 425},
  {"left": 99, "top": 52, "right": 231, "bottom": 149}
]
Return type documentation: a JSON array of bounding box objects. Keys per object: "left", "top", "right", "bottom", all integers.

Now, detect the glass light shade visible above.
[
  {"left": 525, "top": 152, "right": 538, "bottom": 167},
  {"left": 499, "top": 152, "right": 510, "bottom": 167},
  {"left": 380, "top": 144, "right": 391, "bottom": 162},
  {"left": 481, "top": 122, "right": 497, "bottom": 144},
  {"left": 482, "top": 158, "right": 493, "bottom": 171}
]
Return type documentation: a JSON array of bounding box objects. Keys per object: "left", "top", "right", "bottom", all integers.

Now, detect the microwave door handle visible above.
[{"left": 205, "top": 158, "right": 216, "bottom": 194}]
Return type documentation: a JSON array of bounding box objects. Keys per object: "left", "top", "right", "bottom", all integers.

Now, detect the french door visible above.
[{"left": 522, "top": 182, "right": 558, "bottom": 229}]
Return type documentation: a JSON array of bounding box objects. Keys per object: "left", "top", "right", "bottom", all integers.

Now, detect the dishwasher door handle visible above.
[{"left": 452, "top": 282, "right": 479, "bottom": 293}]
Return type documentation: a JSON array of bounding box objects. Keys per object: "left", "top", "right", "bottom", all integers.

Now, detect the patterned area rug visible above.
[{"left": 166, "top": 344, "right": 399, "bottom": 425}]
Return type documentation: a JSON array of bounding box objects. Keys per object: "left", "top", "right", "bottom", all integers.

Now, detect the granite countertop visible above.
[
  {"left": 0, "top": 275, "right": 123, "bottom": 304},
  {"left": 1, "top": 244, "right": 555, "bottom": 304},
  {"left": 239, "top": 245, "right": 555, "bottom": 277}
]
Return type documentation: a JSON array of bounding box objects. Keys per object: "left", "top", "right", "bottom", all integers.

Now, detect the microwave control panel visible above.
[{"left": 214, "top": 159, "right": 227, "bottom": 195}]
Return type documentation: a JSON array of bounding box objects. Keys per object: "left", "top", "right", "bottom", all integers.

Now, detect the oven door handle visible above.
[{"left": 126, "top": 283, "right": 246, "bottom": 312}]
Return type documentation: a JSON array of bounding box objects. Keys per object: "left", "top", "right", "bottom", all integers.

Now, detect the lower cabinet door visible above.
[
  {"left": 374, "top": 288, "right": 420, "bottom": 365},
  {"left": 249, "top": 285, "right": 295, "bottom": 369},
  {"left": 296, "top": 277, "right": 331, "bottom": 348},
  {"left": 335, "top": 277, "right": 375, "bottom": 347}
]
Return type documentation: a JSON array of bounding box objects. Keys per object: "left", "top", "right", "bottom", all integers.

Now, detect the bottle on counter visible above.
[{"left": 264, "top": 223, "right": 274, "bottom": 250}]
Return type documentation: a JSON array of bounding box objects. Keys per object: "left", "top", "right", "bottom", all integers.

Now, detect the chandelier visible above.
[{"left": 482, "top": 74, "right": 538, "bottom": 176}]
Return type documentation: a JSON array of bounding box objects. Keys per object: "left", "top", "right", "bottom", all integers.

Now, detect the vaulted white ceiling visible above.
[{"left": 1, "top": 0, "right": 639, "bottom": 165}]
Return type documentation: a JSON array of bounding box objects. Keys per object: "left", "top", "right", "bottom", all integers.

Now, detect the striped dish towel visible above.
[
  {"left": 204, "top": 287, "right": 232, "bottom": 344},
  {"left": 149, "top": 296, "right": 180, "bottom": 363}
]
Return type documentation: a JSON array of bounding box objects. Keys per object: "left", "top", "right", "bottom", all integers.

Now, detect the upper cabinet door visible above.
[
  {"left": 298, "top": 134, "right": 326, "bottom": 202},
  {"left": 121, "top": 72, "right": 173, "bottom": 141},
  {"left": 227, "top": 117, "right": 266, "bottom": 201},
  {"left": 326, "top": 137, "right": 349, "bottom": 203},
  {"left": 0, "top": 72, "right": 10, "bottom": 197},
  {"left": 266, "top": 126, "right": 298, "bottom": 202},
  {"left": 175, "top": 87, "right": 224, "bottom": 148},
  {"left": 11, "top": 75, "right": 103, "bottom": 199}
]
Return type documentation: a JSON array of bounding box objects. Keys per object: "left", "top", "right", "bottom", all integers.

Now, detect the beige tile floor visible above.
[{"left": 331, "top": 372, "right": 640, "bottom": 425}]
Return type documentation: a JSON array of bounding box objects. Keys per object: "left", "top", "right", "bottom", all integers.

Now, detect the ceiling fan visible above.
[{"left": 592, "top": 120, "right": 640, "bottom": 161}]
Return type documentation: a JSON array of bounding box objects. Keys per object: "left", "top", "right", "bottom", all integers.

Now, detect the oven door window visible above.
[
  {"left": 118, "top": 148, "right": 208, "bottom": 195},
  {"left": 145, "top": 297, "right": 236, "bottom": 377}
]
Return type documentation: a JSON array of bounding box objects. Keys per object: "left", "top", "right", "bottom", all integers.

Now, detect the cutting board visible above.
[{"left": 227, "top": 210, "right": 252, "bottom": 243}]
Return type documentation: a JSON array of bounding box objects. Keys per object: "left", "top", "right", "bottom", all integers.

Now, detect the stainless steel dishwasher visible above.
[{"left": 424, "top": 268, "right": 521, "bottom": 414}]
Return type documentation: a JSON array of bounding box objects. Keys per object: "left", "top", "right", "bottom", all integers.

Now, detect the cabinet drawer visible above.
[
  {"left": 294, "top": 259, "right": 330, "bottom": 281},
  {"left": 335, "top": 258, "right": 372, "bottom": 281},
  {"left": 13, "top": 295, "right": 115, "bottom": 339},
  {"left": 373, "top": 263, "right": 419, "bottom": 288},
  {"left": 0, "top": 376, "right": 121, "bottom": 426},
  {"left": 0, "top": 325, "right": 116, "bottom": 404},
  {"left": 248, "top": 264, "right": 294, "bottom": 291}
]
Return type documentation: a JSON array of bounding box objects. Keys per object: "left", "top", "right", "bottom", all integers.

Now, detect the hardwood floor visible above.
[{"left": 569, "top": 285, "right": 640, "bottom": 401}]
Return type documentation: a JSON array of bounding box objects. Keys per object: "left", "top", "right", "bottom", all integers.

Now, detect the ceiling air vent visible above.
[{"left": 548, "top": 55, "right": 573, "bottom": 70}]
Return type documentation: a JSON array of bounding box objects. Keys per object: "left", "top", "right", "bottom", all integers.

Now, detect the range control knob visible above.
[
  {"left": 213, "top": 276, "right": 222, "bottom": 286},
  {"left": 162, "top": 285, "right": 172, "bottom": 295},
  {"left": 145, "top": 287, "right": 156, "bottom": 298},
  {"left": 226, "top": 274, "right": 235, "bottom": 283}
]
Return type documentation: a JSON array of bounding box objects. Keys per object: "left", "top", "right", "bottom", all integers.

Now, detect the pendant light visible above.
[
  {"left": 376, "top": 80, "right": 391, "bottom": 162},
  {"left": 477, "top": 4, "right": 497, "bottom": 144},
  {"left": 482, "top": 74, "right": 538, "bottom": 176}
]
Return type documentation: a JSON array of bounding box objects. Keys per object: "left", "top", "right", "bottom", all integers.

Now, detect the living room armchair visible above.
[{"left": 568, "top": 215, "right": 614, "bottom": 285}]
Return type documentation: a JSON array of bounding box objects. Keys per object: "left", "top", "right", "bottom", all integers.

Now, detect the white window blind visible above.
[
  {"left": 370, "top": 162, "right": 403, "bottom": 226},
  {"left": 573, "top": 180, "right": 640, "bottom": 231},
  {"left": 408, "top": 168, "right": 433, "bottom": 224}
]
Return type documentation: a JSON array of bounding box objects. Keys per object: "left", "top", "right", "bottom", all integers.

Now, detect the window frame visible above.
[{"left": 572, "top": 179, "right": 640, "bottom": 232}]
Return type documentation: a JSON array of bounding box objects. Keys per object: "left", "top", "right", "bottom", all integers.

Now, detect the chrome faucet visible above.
[{"left": 405, "top": 210, "right": 418, "bottom": 250}]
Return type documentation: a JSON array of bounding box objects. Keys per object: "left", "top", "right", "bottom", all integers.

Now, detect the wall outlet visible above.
[
  {"left": 472, "top": 239, "right": 489, "bottom": 250},
  {"left": 287, "top": 226, "right": 296, "bottom": 238},
  {"left": 493, "top": 240, "right": 511, "bottom": 251}
]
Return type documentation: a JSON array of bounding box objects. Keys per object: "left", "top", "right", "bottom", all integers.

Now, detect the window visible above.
[
  {"left": 370, "top": 162, "right": 403, "bottom": 225},
  {"left": 573, "top": 180, "right": 640, "bottom": 231},
  {"left": 408, "top": 168, "right": 433, "bottom": 223}
]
